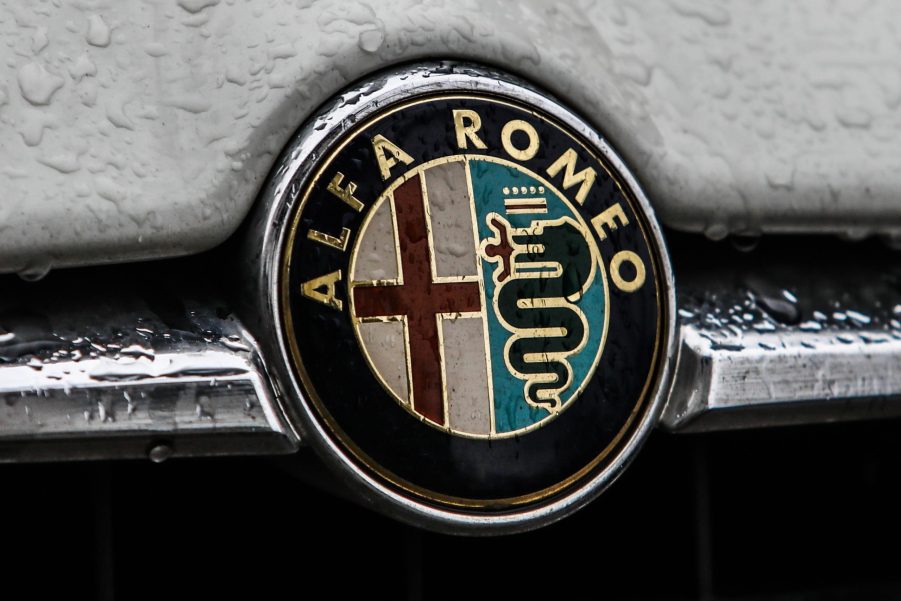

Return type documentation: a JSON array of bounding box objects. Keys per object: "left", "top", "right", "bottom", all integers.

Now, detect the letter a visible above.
[
  {"left": 301, "top": 270, "right": 343, "bottom": 311},
  {"left": 372, "top": 134, "right": 414, "bottom": 181}
]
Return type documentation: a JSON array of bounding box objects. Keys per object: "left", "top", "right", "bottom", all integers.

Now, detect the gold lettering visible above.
[
  {"left": 501, "top": 119, "right": 539, "bottom": 161},
  {"left": 452, "top": 109, "right": 487, "bottom": 150},
  {"left": 327, "top": 173, "right": 363, "bottom": 212},
  {"left": 546, "top": 148, "right": 597, "bottom": 205},
  {"left": 301, "top": 270, "right": 343, "bottom": 311},
  {"left": 591, "top": 203, "right": 630, "bottom": 240},
  {"left": 609, "top": 251, "right": 646, "bottom": 293},
  {"left": 372, "top": 134, "right": 414, "bottom": 181},
  {"left": 307, "top": 227, "right": 351, "bottom": 252}
]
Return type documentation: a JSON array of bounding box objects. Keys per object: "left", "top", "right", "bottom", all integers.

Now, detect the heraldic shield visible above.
[{"left": 349, "top": 157, "right": 607, "bottom": 438}]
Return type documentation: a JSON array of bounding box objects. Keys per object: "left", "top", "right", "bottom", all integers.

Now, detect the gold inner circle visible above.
[{"left": 347, "top": 154, "right": 609, "bottom": 440}]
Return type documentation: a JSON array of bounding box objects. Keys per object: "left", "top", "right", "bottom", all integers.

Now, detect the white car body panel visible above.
[{"left": 0, "top": 0, "right": 898, "bottom": 274}]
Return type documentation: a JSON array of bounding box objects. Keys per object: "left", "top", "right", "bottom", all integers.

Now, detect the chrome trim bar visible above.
[
  {"left": 0, "top": 263, "right": 296, "bottom": 462},
  {"left": 663, "top": 258, "right": 901, "bottom": 432}
]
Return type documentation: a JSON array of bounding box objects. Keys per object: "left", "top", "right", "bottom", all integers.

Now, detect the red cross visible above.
[{"left": 353, "top": 174, "right": 481, "bottom": 425}]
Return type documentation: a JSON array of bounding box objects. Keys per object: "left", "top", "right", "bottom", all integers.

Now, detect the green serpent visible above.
[{"left": 494, "top": 218, "right": 595, "bottom": 411}]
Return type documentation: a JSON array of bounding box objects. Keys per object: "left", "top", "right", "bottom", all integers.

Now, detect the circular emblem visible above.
[{"left": 268, "top": 64, "right": 674, "bottom": 532}]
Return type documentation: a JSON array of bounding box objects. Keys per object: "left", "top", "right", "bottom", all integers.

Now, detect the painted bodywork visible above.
[{"left": 0, "top": 0, "right": 898, "bottom": 274}]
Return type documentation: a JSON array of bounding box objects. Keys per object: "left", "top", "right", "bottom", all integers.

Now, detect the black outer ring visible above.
[{"left": 282, "top": 94, "right": 662, "bottom": 505}]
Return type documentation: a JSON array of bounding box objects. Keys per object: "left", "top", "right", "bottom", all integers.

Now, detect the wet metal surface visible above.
[
  {"left": 663, "top": 235, "right": 901, "bottom": 431},
  {"left": 0, "top": 257, "right": 294, "bottom": 461}
]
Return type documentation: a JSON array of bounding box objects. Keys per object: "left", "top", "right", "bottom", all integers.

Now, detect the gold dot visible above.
[
  {"left": 529, "top": 186, "right": 536, "bottom": 194},
  {"left": 503, "top": 187, "right": 510, "bottom": 194},
  {"left": 539, "top": 186, "right": 545, "bottom": 193}
]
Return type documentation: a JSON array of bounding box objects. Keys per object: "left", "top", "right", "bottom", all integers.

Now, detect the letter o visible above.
[
  {"left": 610, "top": 250, "right": 646, "bottom": 293},
  {"left": 501, "top": 119, "right": 540, "bottom": 161}
]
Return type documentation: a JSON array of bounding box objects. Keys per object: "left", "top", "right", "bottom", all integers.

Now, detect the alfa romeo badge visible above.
[{"left": 260, "top": 63, "right": 674, "bottom": 533}]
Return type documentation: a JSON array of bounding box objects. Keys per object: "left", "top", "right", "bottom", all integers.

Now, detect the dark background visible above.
[{"left": 3, "top": 419, "right": 901, "bottom": 600}]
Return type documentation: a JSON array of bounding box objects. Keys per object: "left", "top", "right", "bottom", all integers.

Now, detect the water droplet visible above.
[
  {"left": 729, "top": 233, "right": 760, "bottom": 253},
  {"left": 148, "top": 444, "right": 173, "bottom": 463},
  {"left": 120, "top": 344, "right": 155, "bottom": 358},
  {"left": 799, "top": 321, "right": 823, "bottom": 332},
  {"left": 17, "top": 62, "right": 64, "bottom": 106},
  {"left": 358, "top": 29, "right": 385, "bottom": 54},
  {"left": 757, "top": 295, "right": 801, "bottom": 325},
  {"left": 846, "top": 310, "right": 871, "bottom": 326},
  {"left": 177, "top": 0, "right": 220, "bottom": 14},
  {"left": 86, "top": 15, "right": 111, "bottom": 48},
  {"left": 220, "top": 336, "right": 251, "bottom": 352},
  {"left": 32, "top": 26, "right": 49, "bottom": 54},
  {"left": 18, "top": 258, "right": 52, "bottom": 282},
  {"left": 704, "top": 223, "right": 729, "bottom": 241}
]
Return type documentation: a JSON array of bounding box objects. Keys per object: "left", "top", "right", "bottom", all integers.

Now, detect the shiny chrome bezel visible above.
[{"left": 248, "top": 62, "right": 677, "bottom": 534}]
